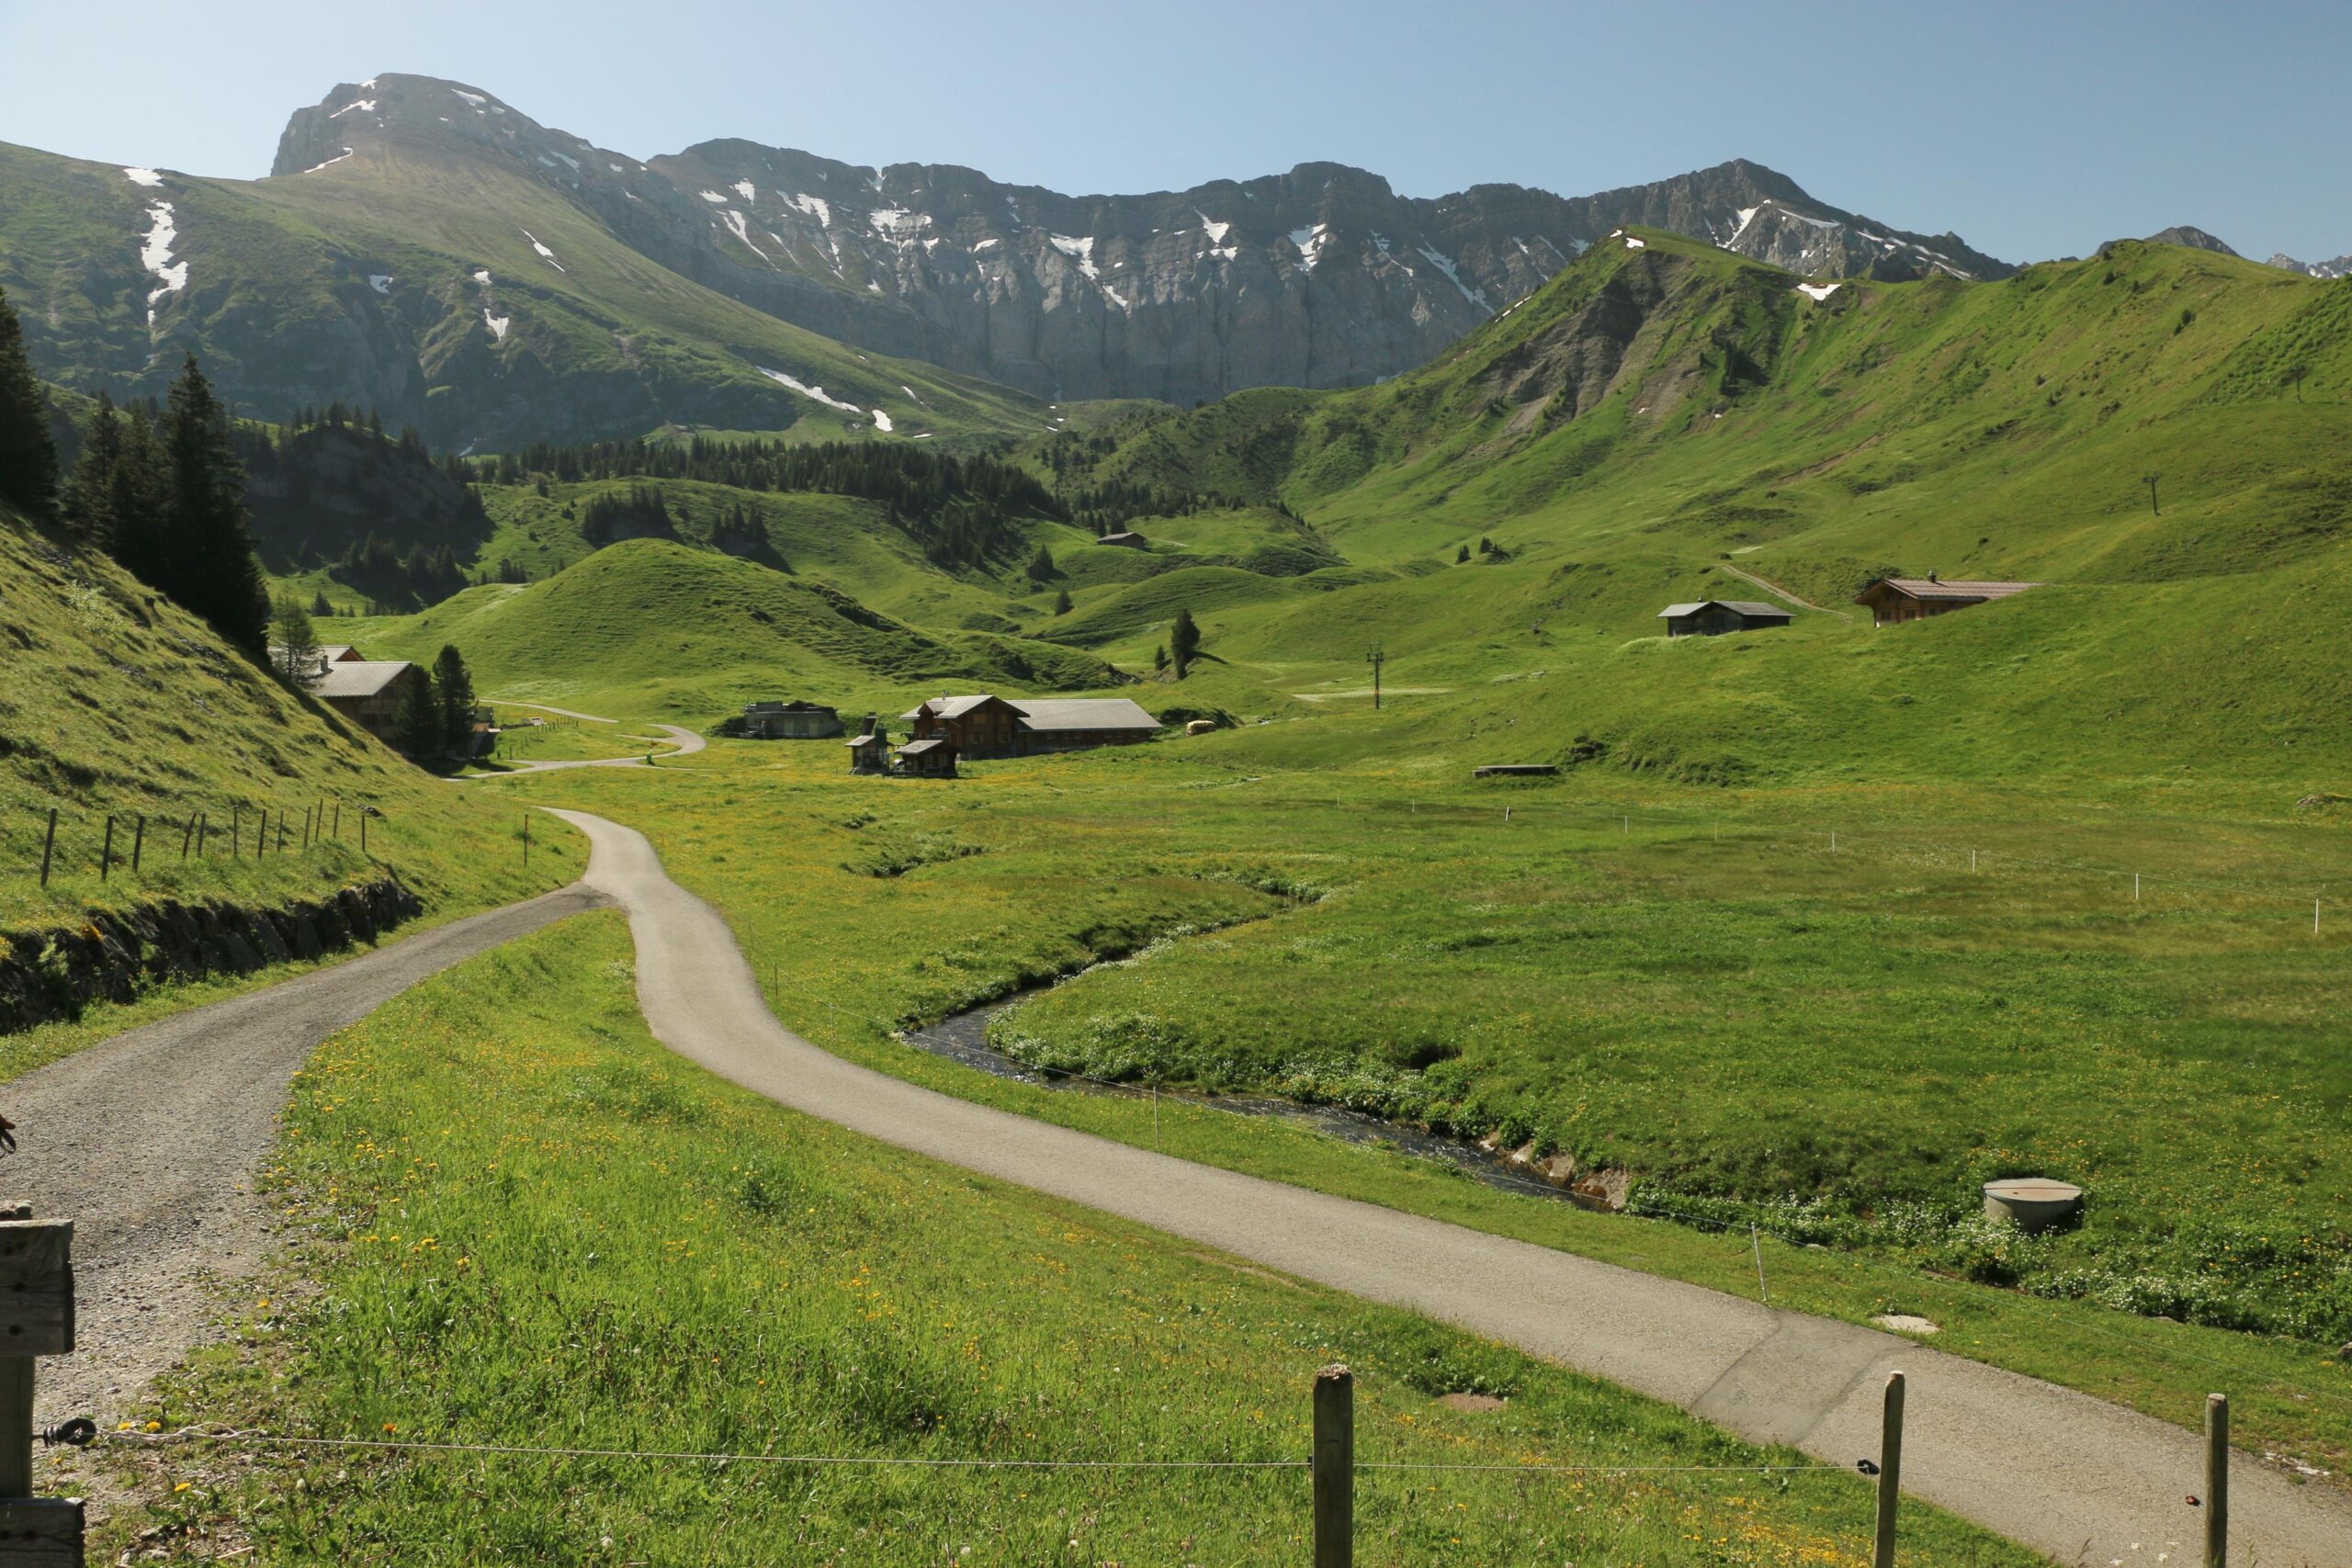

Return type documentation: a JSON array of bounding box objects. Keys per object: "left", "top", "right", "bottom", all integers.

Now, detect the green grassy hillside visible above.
[
  {"left": 338, "top": 539, "right": 1133, "bottom": 720},
  {"left": 0, "top": 138, "right": 1045, "bottom": 451},
  {"left": 0, "top": 503, "right": 579, "bottom": 1062}
]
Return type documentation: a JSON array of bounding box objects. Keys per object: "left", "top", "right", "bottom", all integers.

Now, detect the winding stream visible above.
[{"left": 900, "top": 988, "right": 1599, "bottom": 1207}]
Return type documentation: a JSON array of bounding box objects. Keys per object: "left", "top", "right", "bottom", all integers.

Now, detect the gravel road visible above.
[
  {"left": 2, "top": 885, "right": 605, "bottom": 1426},
  {"left": 556, "top": 807, "right": 2352, "bottom": 1566}
]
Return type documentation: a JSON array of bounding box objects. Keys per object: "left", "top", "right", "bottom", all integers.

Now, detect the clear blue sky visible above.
[{"left": 4, "top": 0, "right": 2346, "bottom": 265}]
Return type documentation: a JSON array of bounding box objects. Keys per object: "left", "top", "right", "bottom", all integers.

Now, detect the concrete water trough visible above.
[{"left": 1982, "top": 1177, "right": 2085, "bottom": 1232}]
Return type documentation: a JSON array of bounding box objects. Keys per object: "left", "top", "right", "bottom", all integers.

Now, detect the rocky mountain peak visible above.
[
  {"left": 2144, "top": 225, "right": 2241, "bottom": 255},
  {"left": 265, "top": 74, "right": 2016, "bottom": 404}
]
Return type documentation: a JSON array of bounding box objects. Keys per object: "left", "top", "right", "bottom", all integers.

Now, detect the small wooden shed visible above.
[
  {"left": 1656, "top": 601, "right": 1792, "bottom": 637},
  {"left": 1854, "top": 574, "right": 2038, "bottom": 627},
  {"left": 894, "top": 735, "right": 957, "bottom": 778},
  {"left": 742, "top": 700, "right": 843, "bottom": 739},
  {"left": 846, "top": 715, "right": 890, "bottom": 774}
]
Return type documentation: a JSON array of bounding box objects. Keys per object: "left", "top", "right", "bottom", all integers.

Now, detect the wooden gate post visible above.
[
  {"left": 1312, "top": 1365, "right": 1352, "bottom": 1568},
  {"left": 1873, "top": 1371, "right": 1905, "bottom": 1568},
  {"left": 2203, "top": 1393, "right": 2227, "bottom": 1568},
  {"left": 0, "top": 1204, "right": 83, "bottom": 1565}
]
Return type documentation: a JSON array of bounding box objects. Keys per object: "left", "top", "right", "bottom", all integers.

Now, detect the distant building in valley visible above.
[
  {"left": 1656, "top": 600, "right": 1793, "bottom": 637},
  {"left": 901, "top": 695, "right": 1162, "bottom": 761},
  {"left": 741, "top": 699, "right": 843, "bottom": 739},
  {"left": 846, "top": 714, "right": 891, "bottom": 774},
  {"left": 1855, "top": 574, "right": 2039, "bottom": 627},
  {"left": 1094, "top": 531, "right": 1149, "bottom": 548}
]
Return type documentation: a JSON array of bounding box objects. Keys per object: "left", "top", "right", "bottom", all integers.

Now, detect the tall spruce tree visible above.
[
  {"left": 271, "top": 595, "right": 324, "bottom": 688},
  {"left": 1169, "top": 607, "right": 1202, "bottom": 680},
  {"left": 61, "top": 390, "right": 124, "bottom": 546},
  {"left": 394, "top": 668, "right": 444, "bottom": 759},
  {"left": 0, "top": 285, "right": 60, "bottom": 520},
  {"left": 107, "top": 402, "right": 173, "bottom": 588},
  {"left": 433, "top": 645, "right": 476, "bottom": 752},
  {"left": 161, "top": 354, "right": 269, "bottom": 656}
]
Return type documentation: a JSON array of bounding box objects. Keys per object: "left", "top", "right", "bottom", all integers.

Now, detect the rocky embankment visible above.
[{"left": 0, "top": 876, "right": 423, "bottom": 1034}]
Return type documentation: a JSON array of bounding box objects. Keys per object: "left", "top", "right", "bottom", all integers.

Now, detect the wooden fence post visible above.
[
  {"left": 522, "top": 812, "right": 530, "bottom": 868},
  {"left": 230, "top": 805, "right": 240, "bottom": 859},
  {"left": 0, "top": 1203, "right": 84, "bottom": 1565},
  {"left": 1312, "top": 1364, "right": 1352, "bottom": 1568},
  {"left": 276, "top": 814, "right": 286, "bottom": 854},
  {"left": 195, "top": 813, "right": 208, "bottom": 859},
  {"left": 332, "top": 803, "right": 340, "bottom": 840},
  {"left": 97, "top": 820, "right": 113, "bottom": 883},
  {"left": 2203, "top": 1393, "right": 2227, "bottom": 1568},
  {"left": 1873, "top": 1371, "right": 1905, "bottom": 1568},
  {"left": 179, "top": 816, "right": 194, "bottom": 863},
  {"left": 130, "top": 817, "right": 144, "bottom": 874},
  {"left": 37, "top": 812, "right": 56, "bottom": 890},
  {"left": 360, "top": 812, "right": 368, "bottom": 856}
]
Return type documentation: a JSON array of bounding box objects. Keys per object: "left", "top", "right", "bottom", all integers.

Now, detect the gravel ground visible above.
[{"left": 2, "top": 884, "right": 605, "bottom": 1429}]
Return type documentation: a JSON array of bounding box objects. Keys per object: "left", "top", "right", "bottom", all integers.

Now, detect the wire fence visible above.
[{"left": 12, "top": 797, "right": 384, "bottom": 891}]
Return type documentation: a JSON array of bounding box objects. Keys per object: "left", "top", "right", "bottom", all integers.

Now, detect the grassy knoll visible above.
[
  {"left": 500, "top": 739, "right": 2352, "bottom": 1481},
  {"left": 0, "top": 509, "right": 581, "bottom": 1068},
  {"left": 105, "top": 911, "right": 2030, "bottom": 1565}
]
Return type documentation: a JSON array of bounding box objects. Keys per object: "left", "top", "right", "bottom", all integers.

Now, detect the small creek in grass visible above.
[{"left": 901, "top": 988, "right": 1605, "bottom": 1209}]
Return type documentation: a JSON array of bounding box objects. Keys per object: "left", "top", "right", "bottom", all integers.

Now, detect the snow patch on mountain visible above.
[
  {"left": 520, "top": 230, "right": 564, "bottom": 271},
  {"left": 1794, "top": 281, "right": 1841, "bottom": 301},
  {"left": 1415, "top": 243, "right": 1488, "bottom": 310},
  {"left": 330, "top": 99, "right": 378, "bottom": 118},
  {"left": 368, "top": 274, "right": 393, "bottom": 294},
  {"left": 732, "top": 179, "right": 756, "bottom": 202},
  {"left": 870, "top": 407, "right": 894, "bottom": 432},
  {"left": 1197, "top": 212, "right": 1230, "bottom": 244},
  {"left": 721, "top": 209, "right": 771, "bottom": 263},
  {"left": 451, "top": 89, "right": 487, "bottom": 108},
  {"left": 471, "top": 269, "right": 492, "bottom": 287},
  {"left": 699, "top": 190, "right": 728, "bottom": 204},
  {"left": 1048, "top": 234, "right": 1099, "bottom": 278},
  {"left": 483, "top": 310, "right": 510, "bottom": 342},
  {"left": 1291, "top": 223, "right": 1329, "bottom": 271},
  {"left": 785, "top": 193, "right": 832, "bottom": 225},
  {"left": 303, "top": 148, "right": 355, "bottom": 174},
  {"left": 137, "top": 204, "right": 187, "bottom": 326},
  {"left": 121, "top": 167, "right": 162, "bottom": 187},
  {"left": 756, "top": 367, "right": 861, "bottom": 412}
]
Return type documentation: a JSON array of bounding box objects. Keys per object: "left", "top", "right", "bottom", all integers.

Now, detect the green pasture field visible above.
[
  {"left": 502, "top": 735, "right": 2352, "bottom": 1483},
  {"left": 101, "top": 912, "right": 2031, "bottom": 1566}
]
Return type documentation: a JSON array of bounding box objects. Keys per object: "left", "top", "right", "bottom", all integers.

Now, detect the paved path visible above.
[
  {"left": 3, "top": 886, "right": 606, "bottom": 1427},
  {"left": 473, "top": 722, "right": 707, "bottom": 776},
  {"left": 555, "top": 807, "right": 2350, "bottom": 1566},
  {"left": 484, "top": 699, "right": 618, "bottom": 724}
]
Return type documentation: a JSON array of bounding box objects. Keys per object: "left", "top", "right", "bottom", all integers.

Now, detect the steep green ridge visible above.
[
  {"left": 0, "top": 502, "right": 574, "bottom": 927},
  {"left": 0, "top": 136, "right": 1045, "bottom": 450},
  {"left": 1023, "top": 230, "right": 2352, "bottom": 784},
  {"left": 338, "top": 539, "right": 1130, "bottom": 720}
]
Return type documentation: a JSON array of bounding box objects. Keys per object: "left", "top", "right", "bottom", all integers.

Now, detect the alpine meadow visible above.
[{"left": 2, "top": 20, "right": 2350, "bottom": 1566}]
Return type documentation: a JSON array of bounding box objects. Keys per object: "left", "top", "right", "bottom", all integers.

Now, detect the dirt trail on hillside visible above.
[
  {"left": 1716, "top": 563, "right": 1852, "bottom": 617},
  {"left": 2, "top": 886, "right": 605, "bottom": 1427},
  {"left": 555, "top": 807, "right": 2352, "bottom": 1567},
  {"left": 473, "top": 722, "right": 707, "bottom": 776}
]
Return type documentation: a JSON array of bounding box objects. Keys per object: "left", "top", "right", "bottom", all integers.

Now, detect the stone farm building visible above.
[
  {"left": 900, "top": 695, "right": 1162, "bottom": 760},
  {"left": 741, "top": 700, "right": 843, "bottom": 739},
  {"left": 1855, "top": 574, "right": 2039, "bottom": 627},
  {"left": 1656, "top": 600, "right": 1792, "bottom": 637}
]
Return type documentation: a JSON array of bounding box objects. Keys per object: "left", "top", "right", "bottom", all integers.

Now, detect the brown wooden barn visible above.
[
  {"left": 1655, "top": 600, "right": 1792, "bottom": 637},
  {"left": 900, "top": 695, "right": 1161, "bottom": 761},
  {"left": 1855, "top": 574, "right": 2039, "bottom": 626}
]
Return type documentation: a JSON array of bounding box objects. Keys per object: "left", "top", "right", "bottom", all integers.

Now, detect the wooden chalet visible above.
[
  {"left": 900, "top": 694, "right": 1163, "bottom": 761},
  {"left": 1656, "top": 600, "right": 1792, "bottom": 637},
  {"left": 1855, "top": 574, "right": 2039, "bottom": 627},
  {"left": 1094, "top": 531, "right": 1149, "bottom": 548},
  {"left": 313, "top": 660, "right": 429, "bottom": 749}
]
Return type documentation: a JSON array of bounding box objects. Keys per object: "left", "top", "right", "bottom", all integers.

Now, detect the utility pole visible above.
[
  {"left": 2143, "top": 472, "right": 2162, "bottom": 516},
  {"left": 1366, "top": 646, "right": 1385, "bottom": 712}
]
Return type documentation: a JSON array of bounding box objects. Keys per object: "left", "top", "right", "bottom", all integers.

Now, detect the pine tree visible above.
[
  {"left": 1025, "top": 544, "right": 1056, "bottom": 583},
  {"left": 1153, "top": 644, "right": 1170, "bottom": 674},
  {"left": 0, "top": 286, "right": 59, "bottom": 521},
  {"left": 61, "top": 391, "right": 122, "bottom": 545},
  {"left": 310, "top": 588, "right": 334, "bottom": 616},
  {"left": 272, "top": 595, "right": 323, "bottom": 688},
  {"left": 1170, "top": 607, "right": 1201, "bottom": 680},
  {"left": 1054, "top": 588, "right": 1072, "bottom": 615},
  {"left": 394, "top": 668, "right": 444, "bottom": 758},
  {"left": 1455, "top": 544, "right": 1470, "bottom": 564},
  {"left": 161, "top": 354, "right": 270, "bottom": 656},
  {"left": 434, "top": 644, "right": 476, "bottom": 753}
]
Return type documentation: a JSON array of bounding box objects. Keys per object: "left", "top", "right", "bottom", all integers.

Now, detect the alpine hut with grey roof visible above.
[
  {"left": 1855, "top": 573, "right": 2040, "bottom": 627},
  {"left": 900, "top": 694, "right": 1163, "bottom": 760},
  {"left": 1656, "top": 600, "right": 1793, "bottom": 637}
]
